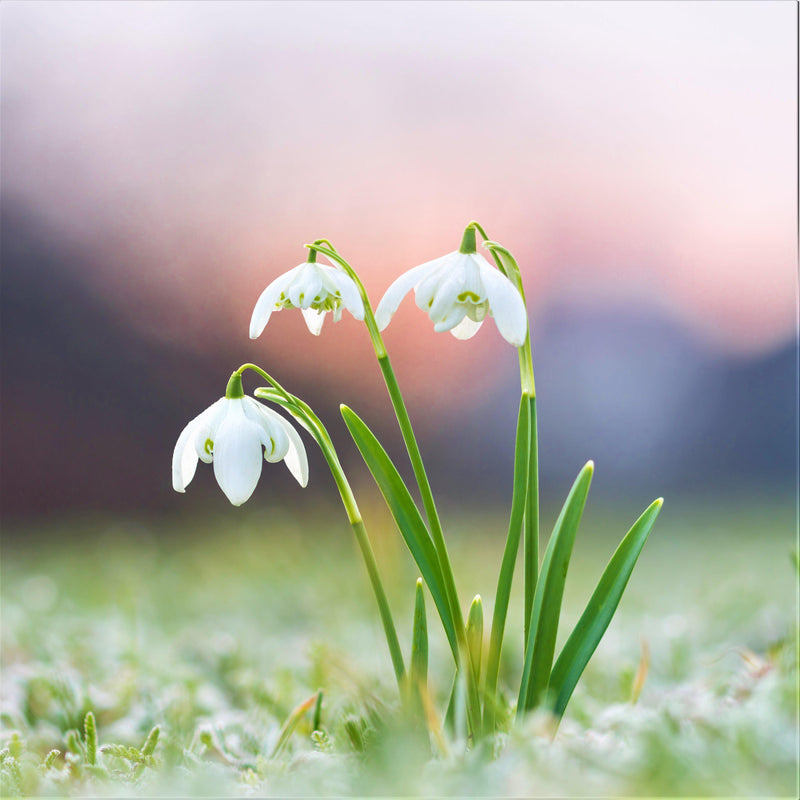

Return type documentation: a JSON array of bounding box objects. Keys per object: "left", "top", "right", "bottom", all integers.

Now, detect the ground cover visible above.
[{"left": 1, "top": 498, "right": 797, "bottom": 796}]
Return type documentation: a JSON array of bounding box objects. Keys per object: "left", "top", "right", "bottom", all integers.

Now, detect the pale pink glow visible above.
[{"left": 2, "top": 0, "right": 796, "bottom": 392}]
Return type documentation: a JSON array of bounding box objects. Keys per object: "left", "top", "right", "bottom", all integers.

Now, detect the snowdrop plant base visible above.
[{"left": 172, "top": 222, "right": 663, "bottom": 746}]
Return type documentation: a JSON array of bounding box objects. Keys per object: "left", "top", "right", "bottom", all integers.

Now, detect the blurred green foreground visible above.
[{"left": 1, "top": 498, "right": 797, "bottom": 797}]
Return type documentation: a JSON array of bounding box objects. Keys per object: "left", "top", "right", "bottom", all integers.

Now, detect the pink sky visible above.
[{"left": 2, "top": 1, "right": 796, "bottom": 398}]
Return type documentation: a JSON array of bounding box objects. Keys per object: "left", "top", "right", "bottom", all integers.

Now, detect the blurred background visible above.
[{"left": 1, "top": 0, "right": 796, "bottom": 531}]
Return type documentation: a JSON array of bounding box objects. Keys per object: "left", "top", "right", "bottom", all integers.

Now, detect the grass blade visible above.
[
  {"left": 518, "top": 461, "right": 594, "bottom": 713},
  {"left": 271, "top": 692, "right": 320, "bottom": 758},
  {"left": 548, "top": 497, "right": 663, "bottom": 720},
  {"left": 341, "top": 404, "right": 458, "bottom": 658}
]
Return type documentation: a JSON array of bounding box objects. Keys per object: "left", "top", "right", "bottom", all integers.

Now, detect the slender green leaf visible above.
[
  {"left": 549, "top": 497, "right": 663, "bottom": 720},
  {"left": 483, "top": 395, "right": 529, "bottom": 733},
  {"left": 518, "top": 461, "right": 594, "bottom": 713},
  {"left": 341, "top": 405, "right": 458, "bottom": 657},
  {"left": 524, "top": 394, "right": 539, "bottom": 650}
]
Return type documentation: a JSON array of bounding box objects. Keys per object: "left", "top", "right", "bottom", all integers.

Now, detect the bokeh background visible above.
[{"left": 1, "top": 0, "right": 797, "bottom": 529}]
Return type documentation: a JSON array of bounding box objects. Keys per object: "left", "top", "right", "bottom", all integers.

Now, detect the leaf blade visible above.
[
  {"left": 341, "top": 404, "right": 458, "bottom": 658},
  {"left": 548, "top": 497, "right": 663, "bottom": 720},
  {"left": 518, "top": 461, "right": 594, "bottom": 713}
]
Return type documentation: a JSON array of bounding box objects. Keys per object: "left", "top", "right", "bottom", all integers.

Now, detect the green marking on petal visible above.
[
  {"left": 204, "top": 438, "right": 214, "bottom": 455},
  {"left": 458, "top": 291, "right": 481, "bottom": 302}
]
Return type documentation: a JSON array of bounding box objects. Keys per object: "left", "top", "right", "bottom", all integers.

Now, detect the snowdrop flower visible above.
[
  {"left": 250, "top": 254, "right": 364, "bottom": 338},
  {"left": 375, "top": 229, "right": 528, "bottom": 347},
  {"left": 172, "top": 375, "right": 308, "bottom": 506}
]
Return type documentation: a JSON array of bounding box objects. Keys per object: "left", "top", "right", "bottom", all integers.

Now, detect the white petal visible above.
[
  {"left": 288, "top": 264, "right": 323, "bottom": 310},
  {"left": 171, "top": 398, "right": 226, "bottom": 491},
  {"left": 301, "top": 308, "right": 326, "bottom": 335},
  {"left": 243, "top": 398, "right": 309, "bottom": 487},
  {"left": 242, "top": 397, "right": 289, "bottom": 461},
  {"left": 193, "top": 398, "right": 229, "bottom": 464},
  {"left": 428, "top": 269, "right": 469, "bottom": 322},
  {"left": 478, "top": 259, "right": 529, "bottom": 347},
  {"left": 249, "top": 266, "right": 301, "bottom": 339},
  {"left": 322, "top": 266, "right": 364, "bottom": 320},
  {"left": 414, "top": 252, "right": 459, "bottom": 312},
  {"left": 374, "top": 259, "right": 439, "bottom": 331},
  {"left": 212, "top": 400, "right": 264, "bottom": 506},
  {"left": 433, "top": 303, "right": 467, "bottom": 333},
  {"left": 450, "top": 316, "right": 484, "bottom": 340},
  {"left": 255, "top": 405, "right": 309, "bottom": 487}
]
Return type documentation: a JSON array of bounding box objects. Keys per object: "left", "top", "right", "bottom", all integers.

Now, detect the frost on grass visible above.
[{"left": 1, "top": 508, "right": 797, "bottom": 797}]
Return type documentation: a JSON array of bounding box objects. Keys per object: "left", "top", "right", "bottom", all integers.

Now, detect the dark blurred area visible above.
[
  {"left": 1, "top": 2, "right": 796, "bottom": 533},
  {"left": 2, "top": 203, "right": 795, "bottom": 527}
]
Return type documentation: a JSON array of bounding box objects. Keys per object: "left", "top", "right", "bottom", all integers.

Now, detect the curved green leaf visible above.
[
  {"left": 341, "top": 405, "right": 458, "bottom": 658},
  {"left": 549, "top": 497, "right": 663, "bottom": 720},
  {"left": 518, "top": 461, "right": 594, "bottom": 713}
]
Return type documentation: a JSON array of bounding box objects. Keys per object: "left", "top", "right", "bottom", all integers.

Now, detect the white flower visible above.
[
  {"left": 250, "top": 260, "right": 365, "bottom": 338},
  {"left": 172, "top": 396, "right": 308, "bottom": 506},
  {"left": 374, "top": 251, "right": 528, "bottom": 346}
]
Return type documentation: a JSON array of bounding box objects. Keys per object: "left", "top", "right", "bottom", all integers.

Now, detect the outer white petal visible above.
[
  {"left": 374, "top": 260, "right": 438, "bottom": 331},
  {"left": 171, "top": 398, "right": 226, "bottom": 491},
  {"left": 301, "top": 308, "right": 326, "bottom": 335},
  {"left": 414, "top": 253, "right": 459, "bottom": 311},
  {"left": 450, "top": 316, "right": 484, "bottom": 340},
  {"left": 249, "top": 401, "right": 309, "bottom": 487},
  {"left": 242, "top": 397, "right": 289, "bottom": 461},
  {"left": 322, "top": 266, "right": 364, "bottom": 320},
  {"left": 479, "top": 260, "right": 528, "bottom": 347},
  {"left": 193, "top": 398, "right": 229, "bottom": 463},
  {"left": 249, "top": 266, "right": 301, "bottom": 339},
  {"left": 212, "top": 399, "right": 264, "bottom": 506}
]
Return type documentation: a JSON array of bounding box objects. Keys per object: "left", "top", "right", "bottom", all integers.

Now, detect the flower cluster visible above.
[{"left": 174, "top": 225, "right": 528, "bottom": 505}]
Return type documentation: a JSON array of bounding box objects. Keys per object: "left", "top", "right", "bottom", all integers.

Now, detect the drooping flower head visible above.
[
  {"left": 375, "top": 226, "right": 528, "bottom": 347},
  {"left": 250, "top": 250, "right": 364, "bottom": 338},
  {"left": 172, "top": 373, "right": 308, "bottom": 506}
]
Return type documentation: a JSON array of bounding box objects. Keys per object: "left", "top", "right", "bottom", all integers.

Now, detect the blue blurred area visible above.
[
  {"left": 428, "top": 302, "right": 797, "bottom": 505},
  {"left": 2, "top": 205, "right": 796, "bottom": 527}
]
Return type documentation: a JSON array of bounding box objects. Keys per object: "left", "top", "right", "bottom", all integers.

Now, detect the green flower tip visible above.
[
  {"left": 416, "top": 577, "right": 424, "bottom": 590},
  {"left": 225, "top": 371, "right": 245, "bottom": 399}
]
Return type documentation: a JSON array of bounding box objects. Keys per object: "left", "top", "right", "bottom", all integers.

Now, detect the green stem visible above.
[
  {"left": 305, "top": 242, "right": 483, "bottom": 735},
  {"left": 479, "top": 240, "right": 539, "bottom": 648},
  {"left": 310, "top": 428, "right": 408, "bottom": 689},
  {"left": 245, "top": 367, "right": 406, "bottom": 690}
]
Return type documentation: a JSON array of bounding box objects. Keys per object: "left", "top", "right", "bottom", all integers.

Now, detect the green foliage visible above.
[
  {"left": 549, "top": 498, "right": 663, "bottom": 720},
  {"left": 518, "top": 462, "right": 594, "bottom": 713},
  {"left": 1, "top": 509, "right": 796, "bottom": 796},
  {"left": 410, "top": 578, "right": 429, "bottom": 703},
  {"left": 341, "top": 404, "right": 458, "bottom": 659}
]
